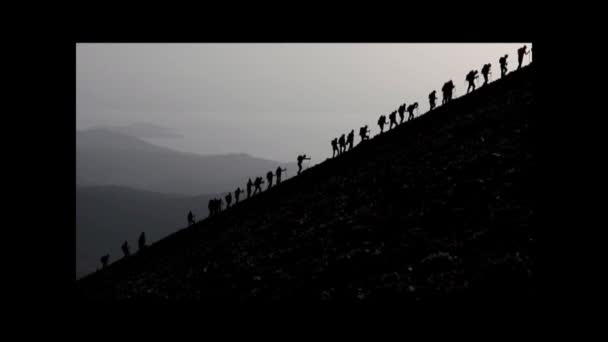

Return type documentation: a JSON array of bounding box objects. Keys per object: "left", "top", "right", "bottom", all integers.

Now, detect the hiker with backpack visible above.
[
  {"left": 297, "top": 154, "right": 311, "bottom": 175},
  {"left": 442, "top": 80, "right": 455, "bottom": 104},
  {"left": 499, "top": 54, "right": 508, "bottom": 78},
  {"left": 481, "top": 63, "right": 492, "bottom": 86},
  {"left": 517, "top": 45, "right": 529, "bottom": 69},
  {"left": 338, "top": 134, "right": 346, "bottom": 154},
  {"left": 398, "top": 103, "right": 406, "bottom": 123},
  {"left": 429, "top": 91, "right": 437, "bottom": 111},
  {"left": 266, "top": 171, "right": 274, "bottom": 190},
  {"left": 347, "top": 129, "right": 355, "bottom": 151},
  {"left": 359, "top": 125, "right": 370, "bottom": 142},
  {"left": 466, "top": 70, "right": 479, "bottom": 94},
  {"left": 331, "top": 138, "right": 339, "bottom": 157},
  {"left": 407, "top": 102, "right": 419, "bottom": 121},
  {"left": 253, "top": 177, "right": 264, "bottom": 194},
  {"left": 389, "top": 111, "right": 398, "bottom": 130},
  {"left": 377, "top": 115, "right": 387, "bottom": 134}
]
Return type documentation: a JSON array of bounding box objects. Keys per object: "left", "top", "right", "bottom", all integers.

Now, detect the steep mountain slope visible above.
[
  {"left": 77, "top": 66, "right": 535, "bottom": 301},
  {"left": 76, "top": 185, "right": 214, "bottom": 279},
  {"left": 77, "top": 129, "right": 295, "bottom": 195}
]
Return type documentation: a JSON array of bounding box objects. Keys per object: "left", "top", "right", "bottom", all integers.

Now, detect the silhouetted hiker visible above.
[
  {"left": 359, "top": 125, "right": 370, "bottom": 142},
  {"left": 429, "top": 91, "right": 437, "bottom": 111},
  {"left": 188, "top": 210, "right": 195, "bottom": 225},
  {"left": 121, "top": 241, "right": 130, "bottom": 257},
  {"left": 398, "top": 104, "right": 406, "bottom": 123},
  {"left": 235, "top": 187, "right": 242, "bottom": 203},
  {"left": 331, "top": 138, "right": 339, "bottom": 157},
  {"left": 407, "top": 102, "right": 419, "bottom": 121},
  {"left": 389, "top": 111, "right": 398, "bottom": 130},
  {"left": 297, "top": 154, "right": 310, "bottom": 175},
  {"left": 338, "top": 134, "right": 346, "bottom": 154},
  {"left": 347, "top": 130, "right": 355, "bottom": 150},
  {"left": 442, "top": 80, "right": 455, "bottom": 104},
  {"left": 254, "top": 177, "right": 264, "bottom": 194},
  {"left": 499, "top": 54, "right": 508, "bottom": 78},
  {"left": 466, "top": 70, "right": 479, "bottom": 94},
  {"left": 517, "top": 45, "right": 529, "bottom": 69},
  {"left": 208, "top": 199, "right": 214, "bottom": 216},
  {"left": 138, "top": 232, "right": 146, "bottom": 251},
  {"left": 247, "top": 178, "right": 253, "bottom": 199},
  {"left": 481, "top": 63, "right": 491, "bottom": 86},
  {"left": 276, "top": 166, "right": 287, "bottom": 184},
  {"left": 378, "top": 115, "right": 387, "bottom": 134},
  {"left": 266, "top": 171, "right": 274, "bottom": 189},
  {"left": 225, "top": 192, "right": 232, "bottom": 208},
  {"left": 100, "top": 254, "right": 109, "bottom": 269},
  {"left": 211, "top": 199, "right": 222, "bottom": 216}
]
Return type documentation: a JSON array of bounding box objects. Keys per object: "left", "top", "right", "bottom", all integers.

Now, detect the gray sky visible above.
[{"left": 77, "top": 43, "right": 531, "bottom": 163}]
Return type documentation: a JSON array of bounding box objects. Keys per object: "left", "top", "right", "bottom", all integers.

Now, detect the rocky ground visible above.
[{"left": 77, "top": 65, "right": 536, "bottom": 301}]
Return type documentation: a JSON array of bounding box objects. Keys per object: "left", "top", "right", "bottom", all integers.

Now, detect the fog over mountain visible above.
[{"left": 77, "top": 128, "right": 296, "bottom": 196}]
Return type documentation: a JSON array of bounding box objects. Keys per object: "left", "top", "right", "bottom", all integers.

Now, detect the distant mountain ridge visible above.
[{"left": 77, "top": 128, "right": 295, "bottom": 195}]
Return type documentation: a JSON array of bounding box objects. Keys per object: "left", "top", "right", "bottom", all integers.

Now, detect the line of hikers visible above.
[
  {"left": 99, "top": 232, "right": 146, "bottom": 269},
  {"left": 98, "top": 46, "right": 532, "bottom": 271},
  {"left": 328, "top": 45, "right": 531, "bottom": 158},
  {"left": 205, "top": 161, "right": 296, "bottom": 218}
]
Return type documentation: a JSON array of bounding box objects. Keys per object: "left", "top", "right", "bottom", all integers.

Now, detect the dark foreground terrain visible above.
[{"left": 77, "top": 66, "right": 536, "bottom": 301}]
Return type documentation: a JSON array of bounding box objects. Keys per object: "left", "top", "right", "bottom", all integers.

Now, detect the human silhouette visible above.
[
  {"left": 254, "top": 177, "right": 264, "bottom": 194},
  {"left": 225, "top": 192, "right": 232, "bottom": 208},
  {"left": 517, "top": 45, "right": 529, "bottom": 69},
  {"left": 266, "top": 171, "right": 274, "bottom": 189},
  {"left": 235, "top": 187, "right": 242, "bottom": 203},
  {"left": 481, "top": 63, "right": 491, "bottom": 86},
  {"left": 499, "top": 54, "right": 508, "bottom": 78},
  {"left": 398, "top": 104, "right": 406, "bottom": 123},
  {"left": 297, "top": 154, "right": 310, "bottom": 175},
  {"left": 377, "top": 115, "right": 386, "bottom": 134},
  {"left": 138, "top": 232, "right": 146, "bottom": 251},
  {"left": 466, "top": 70, "right": 479, "bottom": 94},
  {"left": 121, "top": 241, "right": 130, "bottom": 257},
  {"left": 442, "top": 80, "right": 455, "bottom": 104},
  {"left": 429, "top": 91, "right": 437, "bottom": 111},
  {"left": 218, "top": 198, "right": 223, "bottom": 211},
  {"left": 275, "top": 166, "right": 287, "bottom": 184},
  {"left": 407, "top": 102, "right": 418, "bottom": 121},
  {"left": 100, "top": 254, "right": 109, "bottom": 269},
  {"left": 208, "top": 199, "right": 214, "bottom": 216},
  {"left": 359, "top": 125, "right": 370, "bottom": 142},
  {"left": 247, "top": 178, "right": 253, "bottom": 199},
  {"left": 389, "top": 111, "right": 398, "bottom": 130},
  {"left": 187, "top": 210, "right": 195, "bottom": 225},
  {"left": 331, "top": 138, "right": 339, "bottom": 157},
  {"left": 338, "top": 134, "right": 346, "bottom": 154},
  {"left": 347, "top": 129, "right": 355, "bottom": 150}
]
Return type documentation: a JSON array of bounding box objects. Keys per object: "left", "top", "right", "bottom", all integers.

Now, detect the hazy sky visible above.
[{"left": 77, "top": 43, "right": 531, "bottom": 162}]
